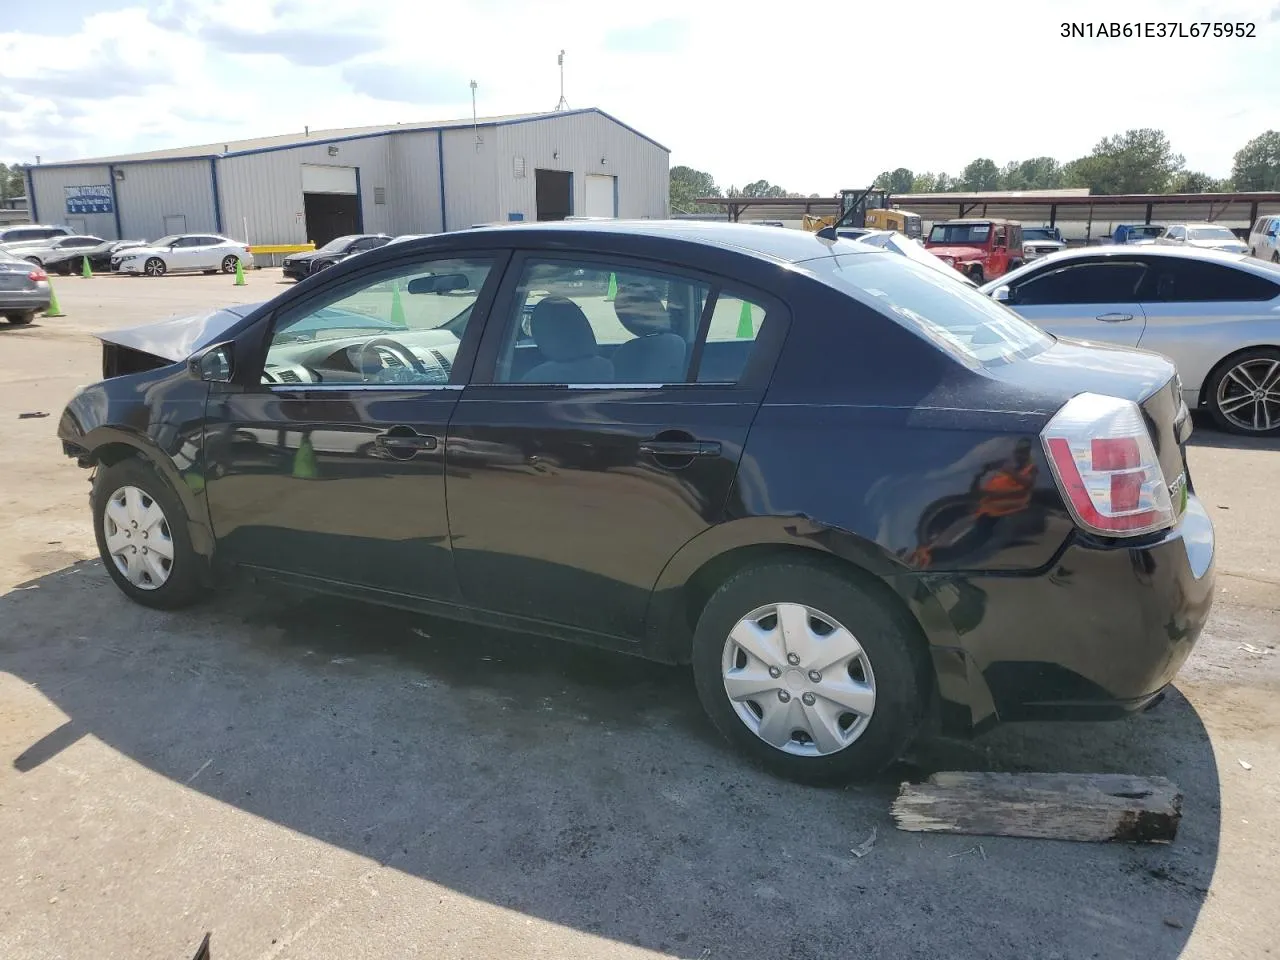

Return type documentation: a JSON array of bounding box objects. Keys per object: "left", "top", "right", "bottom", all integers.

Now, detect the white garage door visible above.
[
  {"left": 584, "top": 174, "right": 616, "bottom": 218},
  {"left": 301, "top": 164, "right": 358, "bottom": 194}
]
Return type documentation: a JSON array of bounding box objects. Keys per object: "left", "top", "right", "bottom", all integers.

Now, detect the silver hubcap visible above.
[
  {"left": 102, "top": 485, "right": 174, "bottom": 589},
  {"left": 721, "top": 602, "right": 876, "bottom": 757},
  {"left": 147, "top": 260, "right": 161, "bottom": 275},
  {"left": 1217, "top": 359, "right": 1280, "bottom": 432}
]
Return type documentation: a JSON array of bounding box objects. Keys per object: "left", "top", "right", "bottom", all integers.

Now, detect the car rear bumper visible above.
[
  {"left": 929, "top": 493, "right": 1215, "bottom": 729},
  {"left": 0, "top": 287, "right": 51, "bottom": 312}
]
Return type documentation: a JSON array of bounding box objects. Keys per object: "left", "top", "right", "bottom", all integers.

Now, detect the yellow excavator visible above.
[{"left": 803, "top": 188, "right": 923, "bottom": 240}]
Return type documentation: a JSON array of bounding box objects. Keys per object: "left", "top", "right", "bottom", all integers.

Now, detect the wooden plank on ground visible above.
[{"left": 892, "top": 772, "right": 1182, "bottom": 844}]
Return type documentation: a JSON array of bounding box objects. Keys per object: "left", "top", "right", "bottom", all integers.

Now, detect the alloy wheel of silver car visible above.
[
  {"left": 144, "top": 257, "right": 166, "bottom": 277},
  {"left": 721, "top": 601, "right": 876, "bottom": 757},
  {"left": 1215, "top": 358, "right": 1280, "bottom": 433},
  {"left": 101, "top": 484, "right": 175, "bottom": 590}
]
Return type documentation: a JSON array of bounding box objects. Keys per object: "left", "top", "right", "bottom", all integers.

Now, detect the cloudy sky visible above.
[{"left": 1, "top": 0, "right": 1276, "bottom": 192}]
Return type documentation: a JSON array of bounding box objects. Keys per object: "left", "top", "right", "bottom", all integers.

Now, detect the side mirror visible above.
[
  {"left": 992, "top": 285, "right": 1011, "bottom": 303},
  {"left": 190, "top": 342, "right": 235, "bottom": 382}
]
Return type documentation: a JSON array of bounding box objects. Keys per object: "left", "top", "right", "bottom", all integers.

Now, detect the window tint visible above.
[
  {"left": 493, "top": 258, "right": 711, "bottom": 385},
  {"left": 696, "top": 292, "right": 765, "bottom": 383},
  {"left": 1152, "top": 260, "right": 1279, "bottom": 302},
  {"left": 1013, "top": 261, "right": 1148, "bottom": 305},
  {"left": 816, "top": 251, "right": 1051, "bottom": 367},
  {"left": 262, "top": 257, "right": 493, "bottom": 387},
  {"left": 65, "top": 237, "right": 100, "bottom": 248},
  {"left": 929, "top": 223, "right": 990, "bottom": 244}
]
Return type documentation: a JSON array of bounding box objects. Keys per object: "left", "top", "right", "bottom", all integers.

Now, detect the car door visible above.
[
  {"left": 202, "top": 250, "right": 506, "bottom": 599},
  {"left": 1135, "top": 256, "right": 1280, "bottom": 397},
  {"left": 1005, "top": 257, "right": 1150, "bottom": 346},
  {"left": 163, "top": 236, "right": 200, "bottom": 269},
  {"left": 444, "top": 250, "right": 787, "bottom": 641}
]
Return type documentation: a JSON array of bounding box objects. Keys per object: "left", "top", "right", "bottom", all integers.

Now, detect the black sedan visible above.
[
  {"left": 57, "top": 222, "right": 1215, "bottom": 784},
  {"left": 281, "top": 234, "right": 393, "bottom": 281},
  {"left": 44, "top": 239, "right": 149, "bottom": 275}
]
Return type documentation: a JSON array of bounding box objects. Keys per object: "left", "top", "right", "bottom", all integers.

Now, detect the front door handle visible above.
[
  {"left": 639, "top": 439, "right": 721, "bottom": 457},
  {"left": 1096, "top": 312, "right": 1135, "bottom": 322}
]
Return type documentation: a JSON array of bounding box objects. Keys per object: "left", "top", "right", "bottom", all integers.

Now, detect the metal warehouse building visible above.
[{"left": 25, "top": 108, "right": 669, "bottom": 247}]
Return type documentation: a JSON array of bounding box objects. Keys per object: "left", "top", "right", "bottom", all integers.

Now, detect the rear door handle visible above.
[
  {"left": 639, "top": 439, "right": 721, "bottom": 457},
  {"left": 1096, "top": 312, "right": 1134, "bottom": 322}
]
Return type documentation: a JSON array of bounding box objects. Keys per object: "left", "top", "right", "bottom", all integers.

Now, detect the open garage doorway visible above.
[
  {"left": 301, "top": 164, "right": 361, "bottom": 247},
  {"left": 535, "top": 169, "right": 572, "bottom": 221}
]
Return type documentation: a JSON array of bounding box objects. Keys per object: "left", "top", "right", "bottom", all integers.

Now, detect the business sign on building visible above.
[{"left": 65, "top": 185, "right": 113, "bottom": 215}]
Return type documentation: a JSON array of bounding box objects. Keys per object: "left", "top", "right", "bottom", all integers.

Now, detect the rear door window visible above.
[
  {"left": 813, "top": 251, "right": 1051, "bottom": 367},
  {"left": 1152, "top": 260, "right": 1280, "bottom": 302},
  {"left": 1013, "top": 261, "right": 1148, "bottom": 305}
]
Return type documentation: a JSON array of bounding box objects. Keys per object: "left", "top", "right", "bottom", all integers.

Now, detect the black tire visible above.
[
  {"left": 221, "top": 255, "right": 239, "bottom": 274},
  {"left": 202, "top": 269, "right": 218, "bottom": 275},
  {"left": 968, "top": 266, "right": 985, "bottom": 284},
  {"left": 5, "top": 312, "right": 34, "bottom": 325},
  {"left": 56, "top": 262, "right": 72, "bottom": 276},
  {"left": 144, "top": 257, "right": 166, "bottom": 277},
  {"left": 25, "top": 256, "right": 41, "bottom": 266},
  {"left": 1205, "top": 347, "right": 1280, "bottom": 437},
  {"left": 91, "top": 457, "right": 205, "bottom": 609},
  {"left": 1272, "top": 251, "right": 1279, "bottom": 264},
  {"left": 691, "top": 559, "right": 927, "bottom": 785}
]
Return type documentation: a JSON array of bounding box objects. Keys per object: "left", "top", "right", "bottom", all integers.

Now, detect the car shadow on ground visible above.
[
  {"left": 1187, "top": 412, "right": 1280, "bottom": 451},
  {"left": 2, "top": 561, "right": 1220, "bottom": 959}
]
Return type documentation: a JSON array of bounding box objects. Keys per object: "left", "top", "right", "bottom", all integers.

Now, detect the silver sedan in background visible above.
[
  {"left": 980, "top": 245, "right": 1280, "bottom": 435},
  {"left": 0, "top": 251, "right": 52, "bottom": 324}
]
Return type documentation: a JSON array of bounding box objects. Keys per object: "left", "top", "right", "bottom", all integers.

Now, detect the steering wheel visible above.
[{"left": 354, "top": 337, "right": 434, "bottom": 383}]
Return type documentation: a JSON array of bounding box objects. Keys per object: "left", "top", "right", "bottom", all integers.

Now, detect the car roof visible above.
[
  {"left": 931, "top": 218, "right": 1019, "bottom": 226},
  {"left": 451, "top": 220, "right": 878, "bottom": 266}
]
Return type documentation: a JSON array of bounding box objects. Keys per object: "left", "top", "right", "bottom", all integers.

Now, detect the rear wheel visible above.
[
  {"left": 1206, "top": 347, "right": 1280, "bottom": 436},
  {"left": 92, "top": 457, "right": 205, "bottom": 608},
  {"left": 1272, "top": 251, "right": 1279, "bottom": 264},
  {"left": 691, "top": 559, "right": 925, "bottom": 785},
  {"left": 144, "top": 257, "right": 166, "bottom": 277},
  {"left": 5, "top": 312, "right": 34, "bottom": 325},
  {"left": 968, "top": 265, "right": 984, "bottom": 284},
  {"left": 221, "top": 255, "right": 239, "bottom": 273}
]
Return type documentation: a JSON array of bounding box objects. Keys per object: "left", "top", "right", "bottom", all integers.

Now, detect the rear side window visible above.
[
  {"left": 1013, "top": 261, "right": 1148, "bottom": 305},
  {"left": 1153, "top": 260, "right": 1279, "bottom": 302},
  {"left": 814, "top": 251, "right": 1051, "bottom": 367},
  {"left": 696, "top": 292, "right": 765, "bottom": 383}
]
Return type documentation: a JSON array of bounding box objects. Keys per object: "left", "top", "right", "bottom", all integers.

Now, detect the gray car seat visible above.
[
  {"left": 611, "top": 287, "right": 687, "bottom": 383},
  {"left": 521, "top": 296, "right": 614, "bottom": 383}
]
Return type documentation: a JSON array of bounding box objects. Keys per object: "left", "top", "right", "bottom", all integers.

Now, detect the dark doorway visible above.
[
  {"left": 303, "top": 192, "right": 361, "bottom": 247},
  {"left": 534, "top": 170, "right": 572, "bottom": 221}
]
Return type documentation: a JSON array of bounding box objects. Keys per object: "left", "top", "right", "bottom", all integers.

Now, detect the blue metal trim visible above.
[
  {"left": 107, "top": 165, "right": 124, "bottom": 239},
  {"left": 27, "top": 108, "right": 671, "bottom": 169},
  {"left": 437, "top": 129, "right": 447, "bottom": 232},
  {"left": 354, "top": 166, "right": 364, "bottom": 232},
  {"left": 209, "top": 158, "right": 224, "bottom": 234},
  {"left": 25, "top": 166, "right": 37, "bottom": 222}
]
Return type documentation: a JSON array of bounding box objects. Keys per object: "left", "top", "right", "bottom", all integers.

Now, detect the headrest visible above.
[
  {"left": 529, "top": 296, "right": 598, "bottom": 362},
  {"left": 614, "top": 285, "right": 670, "bottom": 337}
]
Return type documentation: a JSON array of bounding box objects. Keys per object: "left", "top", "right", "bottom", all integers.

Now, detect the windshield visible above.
[
  {"left": 151, "top": 235, "right": 180, "bottom": 247},
  {"left": 928, "top": 223, "right": 990, "bottom": 244},
  {"left": 1189, "top": 226, "right": 1237, "bottom": 241},
  {"left": 317, "top": 235, "right": 359, "bottom": 253},
  {"left": 1024, "top": 229, "right": 1056, "bottom": 241},
  {"left": 811, "top": 251, "right": 1051, "bottom": 367}
]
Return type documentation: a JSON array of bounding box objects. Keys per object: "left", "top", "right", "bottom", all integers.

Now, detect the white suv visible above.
[
  {"left": 1248, "top": 215, "right": 1279, "bottom": 263},
  {"left": 0, "top": 224, "right": 73, "bottom": 249}
]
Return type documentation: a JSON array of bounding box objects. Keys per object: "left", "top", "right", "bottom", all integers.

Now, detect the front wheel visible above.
[
  {"left": 1272, "top": 251, "right": 1279, "bottom": 264},
  {"left": 5, "top": 312, "right": 34, "bottom": 325},
  {"left": 691, "top": 559, "right": 926, "bottom": 785},
  {"left": 221, "top": 255, "right": 239, "bottom": 274},
  {"left": 1206, "top": 347, "right": 1280, "bottom": 436},
  {"left": 968, "top": 266, "right": 984, "bottom": 284},
  {"left": 92, "top": 457, "right": 205, "bottom": 608},
  {"left": 144, "top": 257, "right": 166, "bottom": 277}
]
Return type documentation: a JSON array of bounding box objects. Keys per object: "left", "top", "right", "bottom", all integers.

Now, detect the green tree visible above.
[
  {"left": 999, "top": 156, "right": 1063, "bottom": 190},
  {"left": 669, "top": 165, "right": 721, "bottom": 213},
  {"left": 739, "top": 179, "right": 788, "bottom": 198},
  {"left": 1230, "top": 131, "right": 1280, "bottom": 191},
  {"left": 1065, "top": 128, "right": 1185, "bottom": 193},
  {"left": 873, "top": 167, "right": 915, "bottom": 193},
  {"left": 934, "top": 172, "right": 958, "bottom": 192},
  {"left": 960, "top": 158, "right": 1001, "bottom": 191},
  {"left": 1171, "top": 170, "right": 1230, "bottom": 193},
  {"left": 910, "top": 171, "right": 939, "bottom": 192},
  {"left": 0, "top": 163, "right": 24, "bottom": 202}
]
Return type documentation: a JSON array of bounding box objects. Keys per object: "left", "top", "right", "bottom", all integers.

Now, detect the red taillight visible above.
[
  {"left": 28, "top": 269, "right": 47, "bottom": 282},
  {"left": 1042, "top": 393, "right": 1175, "bottom": 537}
]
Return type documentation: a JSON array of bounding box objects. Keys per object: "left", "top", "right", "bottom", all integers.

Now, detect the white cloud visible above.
[{"left": 1, "top": 0, "right": 1276, "bottom": 188}]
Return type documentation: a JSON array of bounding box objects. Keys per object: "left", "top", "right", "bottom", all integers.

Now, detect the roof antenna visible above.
[{"left": 555, "top": 50, "right": 569, "bottom": 111}]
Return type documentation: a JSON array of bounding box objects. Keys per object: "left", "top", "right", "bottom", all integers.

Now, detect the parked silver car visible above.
[
  {"left": 0, "top": 250, "right": 52, "bottom": 324},
  {"left": 980, "top": 245, "right": 1280, "bottom": 435},
  {"left": 1155, "top": 222, "right": 1249, "bottom": 255}
]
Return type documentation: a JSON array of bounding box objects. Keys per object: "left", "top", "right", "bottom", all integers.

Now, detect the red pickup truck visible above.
[{"left": 924, "top": 219, "right": 1024, "bottom": 285}]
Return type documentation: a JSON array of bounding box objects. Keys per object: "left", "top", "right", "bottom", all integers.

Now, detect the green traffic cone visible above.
[
  {"left": 390, "top": 283, "right": 407, "bottom": 327},
  {"left": 293, "top": 434, "right": 317, "bottom": 479},
  {"left": 736, "top": 300, "right": 754, "bottom": 339},
  {"left": 234, "top": 258, "right": 246, "bottom": 286},
  {"left": 605, "top": 272, "right": 617, "bottom": 301},
  {"left": 44, "top": 280, "right": 65, "bottom": 317},
  {"left": 80, "top": 255, "right": 92, "bottom": 279}
]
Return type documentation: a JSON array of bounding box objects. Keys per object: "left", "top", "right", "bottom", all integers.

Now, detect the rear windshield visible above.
[
  {"left": 1188, "top": 226, "right": 1236, "bottom": 241},
  {"left": 809, "top": 251, "right": 1052, "bottom": 367},
  {"left": 929, "top": 223, "right": 990, "bottom": 243}
]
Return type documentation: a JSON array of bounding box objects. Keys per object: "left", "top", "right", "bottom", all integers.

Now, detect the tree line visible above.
[
  {"left": 0, "top": 163, "right": 26, "bottom": 203},
  {"left": 672, "top": 129, "right": 1280, "bottom": 213}
]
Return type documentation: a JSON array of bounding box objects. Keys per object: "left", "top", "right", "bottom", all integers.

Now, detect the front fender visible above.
[{"left": 59, "top": 368, "right": 215, "bottom": 561}]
